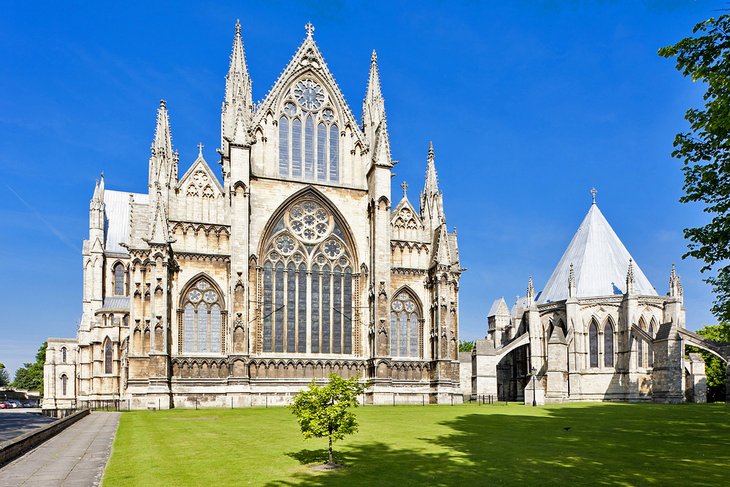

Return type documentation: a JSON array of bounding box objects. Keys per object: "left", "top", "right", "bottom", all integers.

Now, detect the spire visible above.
[
  {"left": 362, "top": 49, "right": 390, "bottom": 166},
  {"left": 149, "top": 100, "right": 177, "bottom": 191},
  {"left": 527, "top": 275, "right": 535, "bottom": 303},
  {"left": 669, "top": 263, "right": 683, "bottom": 299},
  {"left": 222, "top": 20, "right": 253, "bottom": 146},
  {"left": 424, "top": 141, "right": 439, "bottom": 195},
  {"left": 626, "top": 259, "right": 635, "bottom": 294}
]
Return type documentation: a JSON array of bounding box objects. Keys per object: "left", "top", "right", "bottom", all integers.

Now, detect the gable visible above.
[{"left": 178, "top": 156, "right": 224, "bottom": 198}]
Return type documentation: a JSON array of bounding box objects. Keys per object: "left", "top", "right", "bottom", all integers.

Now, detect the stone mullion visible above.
[{"left": 354, "top": 274, "right": 361, "bottom": 356}]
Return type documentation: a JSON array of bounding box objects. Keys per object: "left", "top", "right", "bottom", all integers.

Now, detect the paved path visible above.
[
  {"left": 0, "top": 412, "right": 120, "bottom": 487},
  {"left": 0, "top": 410, "right": 57, "bottom": 442}
]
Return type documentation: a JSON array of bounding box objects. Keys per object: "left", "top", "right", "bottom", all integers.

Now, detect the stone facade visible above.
[
  {"left": 468, "top": 198, "right": 710, "bottom": 404},
  {"left": 43, "top": 23, "right": 462, "bottom": 411}
]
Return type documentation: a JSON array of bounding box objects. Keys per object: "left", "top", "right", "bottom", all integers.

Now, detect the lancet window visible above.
[
  {"left": 589, "top": 320, "right": 599, "bottom": 368},
  {"left": 104, "top": 339, "right": 113, "bottom": 374},
  {"left": 604, "top": 320, "right": 615, "bottom": 367},
  {"left": 61, "top": 347, "right": 67, "bottom": 364},
  {"left": 648, "top": 319, "right": 655, "bottom": 368},
  {"left": 390, "top": 290, "right": 421, "bottom": 358},
  {"left": 61, "top": 374, "right": 68, "bottom": 396},
  {"left": 261, "top": 198, "right": 354, "bottom": 354},
  {"left": 113, "top": 263, "right": 125, "bottom": 295},
  {"left": 181, "top": 277, "right": 224, "bottom": 354},
  {"left": 278, "top": 80, "right": 339, "bottom": 183}
]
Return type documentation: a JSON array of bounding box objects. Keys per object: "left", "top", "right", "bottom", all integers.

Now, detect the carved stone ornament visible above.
[{"left": 378, "top": 280, "right": 387, "bottom": 297}]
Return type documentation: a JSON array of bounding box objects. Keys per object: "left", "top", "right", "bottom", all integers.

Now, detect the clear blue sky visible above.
[{"left": 0, "top": 1, "right": 722, "bottom": 376}]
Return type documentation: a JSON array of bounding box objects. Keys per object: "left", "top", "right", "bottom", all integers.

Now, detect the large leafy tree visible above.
[
  {"left": 659, "top": 15, "right": 730, "bottom": 322},
  {"left": 290, "top": 374, "right": 366, "bottom": 466},
  {"left": 12, "top": 342, "right": 47, "bottom": 392}
]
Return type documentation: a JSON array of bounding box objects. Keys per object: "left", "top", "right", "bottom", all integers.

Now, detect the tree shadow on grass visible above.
[{"left": 270, "top": 404, "right": 730, "bottom": 486}]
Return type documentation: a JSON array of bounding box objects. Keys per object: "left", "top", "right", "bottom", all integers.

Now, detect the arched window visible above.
[
  {"left": 61, "top": 374, "right": 68, "bottom": 396},
  {"left": 104, "top": 339, "right": 113, "bottom": 374},
  {"left": 261, "top": 197, "right": 354, "bottom": 354},
  {"left": 604, "top": 320, "right": 614, "bottom": 367},
  {"left": 61, "top": 347, "right": 67, "bottom": 364},
  {"left": 277, "top": 82, "right": 340, "bottom": 183},
  {"left": 588, "top": 320, "right": 598, "bottom": 368},
  {"left": 390, "top": 290, "right": 421, "bottom": 358},
  {"left": 181, "top": 278, "right": 225, "bottom": 354},
  {"left": 113, "top": 263, "right": 125, "bottom": 296},
  {"left": 637, "top": 318, "right": 646, "bottom": 368},
  {"left": 648, "top": 319, "right": 655, "bottom": 368}
]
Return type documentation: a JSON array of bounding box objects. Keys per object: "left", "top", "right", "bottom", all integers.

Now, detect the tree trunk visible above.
[{"left": 328, "top": 435, "right": 333, "bottom": 464}]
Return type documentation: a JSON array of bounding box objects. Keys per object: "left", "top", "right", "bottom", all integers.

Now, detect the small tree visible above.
[
  {"left": 290, "top": 374, "right": 366, "bottom": 466},
  {"left": 459, "top": 340, "right": 476, "bottom": 352},
  {"left": 12, "top": 342, "right": 47, "bottom": 392}
]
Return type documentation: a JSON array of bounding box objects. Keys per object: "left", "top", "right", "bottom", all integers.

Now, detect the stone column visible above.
[
  {"left": 545, "top": 327, "right": 568, "bottom": 403},
  {"left": 652, "top": 323, "right": 683, "bottom": 403}
]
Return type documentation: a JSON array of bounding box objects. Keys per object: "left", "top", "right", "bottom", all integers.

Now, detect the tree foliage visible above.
[
  {"left": 688, "top": 322, "right": 730, "bottom": 402},
  {"left": 0, "top": 363, "right": 9, "bottom": 387},
  {"left": 12, "top": 342, "right": 47, "bottom": 392},
  {"left": 290, "top": 374, "right": 366, "bottom": 465},
  {"left": 459, "top": 340, "right": 476, "bottom": 352},
  {"left": 659, "top": 15, "right": 730, "bottom": 322}
]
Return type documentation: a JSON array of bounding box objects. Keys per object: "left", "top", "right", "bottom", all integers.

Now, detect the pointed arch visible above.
[
  {"left": 390, "top": 287, "right": 422, "bottom": 359},
  {"left": 603, "top": 316, "right": 615, "bottom": 368},
  {"left": 588, "top": 318, "right": 599, "bottom": 368},
  {"left": 637, "top": 316, "right": 647, "bottom": 368},
  {"left": 648, "top": 317, "right": 657, "bottom": 368},
  {"left": 179, "top": 273, "right": 226, "bottom": 355},
  {"left": 103, "top": 337, "right": 113, "bottom": 374},
  {"left": 258, "top": 188, "right": 357, "bottom": 355},
  {"left": 112, "top": 261, "right": 126, "bottom": 296}
]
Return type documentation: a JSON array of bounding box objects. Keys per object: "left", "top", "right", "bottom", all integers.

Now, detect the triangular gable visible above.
[
  {"left": 178, "top": 155, "right": 224, "bottom": 196},
  {"left": 251, "top": 33, "right": 366, "bottom": 148},
  {"left": 391, "top": 195, "right": 424, "bottom": 229}
]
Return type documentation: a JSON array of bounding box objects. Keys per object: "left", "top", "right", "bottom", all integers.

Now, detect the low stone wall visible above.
[{"left": 0, "top": 409, "right": 90, "bottom": 468}]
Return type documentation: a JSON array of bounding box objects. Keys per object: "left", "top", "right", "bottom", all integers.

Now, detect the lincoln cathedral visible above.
[
  {"left": 43, "top": 22, "right": 462, "bottom": 410},
  {"left": 44, "top": 22, "right": 726, "bottom": 411}
]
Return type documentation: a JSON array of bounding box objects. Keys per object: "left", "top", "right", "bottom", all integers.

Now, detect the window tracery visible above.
[
  {"left": 390, "top": 290, "right": 421, "bottom": 358},
  {"left": 181, "top": 278, "right": 224, "bottom": 354},
  {"left": 278, "top": 79, "right": 339, "bottom": 183},
  {"left": 261, "top": 198, "right": 353, "bottom": 354}
]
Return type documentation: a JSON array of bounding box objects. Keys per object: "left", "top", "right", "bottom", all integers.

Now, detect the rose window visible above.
[
  {"left": 287, "top": 200, "right": 332, "bottom": 243},
  {"left": 293, "top": 80, "right": 325, "bottom": 110},
  {"left": 189, "top": 289, "right": 202, "bottom": 303},
  {"left": 203, "top": 290, "right": 217, "bottom": 303}
]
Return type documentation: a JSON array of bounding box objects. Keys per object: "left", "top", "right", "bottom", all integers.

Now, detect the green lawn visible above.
[{"left": 103, "top": 402, "right": 730, "bottom": 486}]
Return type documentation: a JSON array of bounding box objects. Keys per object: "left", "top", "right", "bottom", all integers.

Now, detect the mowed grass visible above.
[{"left": 103, "top": 402, "right": 730, "bottom": 486}]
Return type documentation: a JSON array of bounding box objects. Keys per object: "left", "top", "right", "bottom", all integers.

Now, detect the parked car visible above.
[
  {"left": 0, "top": 401, "right": 10, "bottom": 409},
  {"left": 8, "top": 400, "right": 22, "bottom": 408}
]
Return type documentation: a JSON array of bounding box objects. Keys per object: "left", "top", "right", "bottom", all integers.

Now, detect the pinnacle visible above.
[
  {"left": 371, "top": 49, "right": 377, "bottom": 63},
  {"left": 424, "top": 141, "right": 439, "bottom": 195}
]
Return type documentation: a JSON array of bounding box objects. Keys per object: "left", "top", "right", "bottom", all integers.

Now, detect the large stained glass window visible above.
[
  {"left": 604, "top": 320, "right": 614, "bottom": 367},
  {"left": 261, "top": 198, "right": 354, "bottom": 354},
  {"left": 589, "top": 320, "right": 598, "bottom": 368}
]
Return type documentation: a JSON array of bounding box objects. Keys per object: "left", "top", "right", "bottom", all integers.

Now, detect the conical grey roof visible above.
[{"left": 539, "top": 203, "right": 657, "bottom": 302}]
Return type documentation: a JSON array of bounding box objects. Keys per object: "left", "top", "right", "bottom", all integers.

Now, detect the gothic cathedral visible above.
[{"left": 43, "top": 22, "right": 463, "bottom": 410}]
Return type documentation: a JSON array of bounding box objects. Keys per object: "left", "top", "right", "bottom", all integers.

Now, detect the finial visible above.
[
  {"left": 428, "top": 140, "right": 434, "bottom": 157},
  {"left": 371, "top": 49, "right": 377, "bottom": 63},
  {"left": 197, "top": 142, "right": 204, "bottom": 156},
  {"left": 305, "top": 22, "right": 315, "bottom": 38},
  {"left": 627, "top": 259, "right": 635, "bottom": 283},
  {"left": 160, "top": 99, "right": 166, "bottom": 108},
  {"left": 100, "top": 171, "right": 104, "bottom": 179},
  {"left": 590, "top": 187, "right": 597, "bottom": 205},
  {"left": 235, "top": 19, "right": 241, "bottom": 36},
  {"left": 400, "top": 180, "right": 408, "bottom": 198}
]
